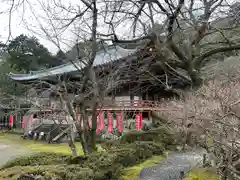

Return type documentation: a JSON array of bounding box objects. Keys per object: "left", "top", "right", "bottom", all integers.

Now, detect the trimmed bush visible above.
[
  {"left": 120, "top": 126, "right": 175, "bottom": 146},
  {"left": 1, "top": 152, "right": 71, "bottom": 170},
  {"left": 0, "top": 165, "right": 94, "bottom": 180},
  {"left": 0, "top": 126, "right": 174, "bottom": 180},
  {"left": 0, "top": 142, "right": 165, "bottom": 180}
]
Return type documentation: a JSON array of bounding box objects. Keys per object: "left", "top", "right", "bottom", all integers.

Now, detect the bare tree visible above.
[
  {"left": 157, "top": 58, "right": 240, "bottom": 179},
  {"left": 2, "top": 0, "right": 240, "bottom": 157},
  {"left": 99, "top": 0, "right": 240, "bottom": 86},
  {"left": 2, "top": 0, "right": 240, "bottom": 80}
]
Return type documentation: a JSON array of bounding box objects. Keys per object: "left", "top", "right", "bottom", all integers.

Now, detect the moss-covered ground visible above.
[
  {"left": 0, "top": 133, "right": 84, "bottom": 155},
  {"left": 0, "top": 141, "right": 166, "bottom": 180},
  {"left": 0, "top": 127, "right": 220, "bottom": 180},
  {"left": 184, "top": 168, "right": 220, "bottom": 180},
  {"left": 0, "top": 127, "right": 172, "bottom": 180},
  {"left": 119, "top": 153, "right": 168, "bottom": 180}
]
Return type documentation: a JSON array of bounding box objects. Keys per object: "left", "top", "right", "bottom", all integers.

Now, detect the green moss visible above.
[
  {"left": 0, "top": 126, "right": 174, "bottom": 180},
  {"left": 0, "top": 165, "right": 94, "bottom": 180},
  {"left": 0, "top": 141, "right": 166, "bottom": 179},
  {"left": 1, "top": 152, "right": 71, "bottom": 169},
  {"left": 0, "top": 165, "right": 38, "bottom": 180},
  {"left": 0, "top": 134, "right": 100, "bottom": 155},
  {"left": 119, "top": 152, "right": 168, "bottom": 180},
  {"left": 81, "top": 141, "right": 165, "bottom": 172},
  {"left": 185, "top": 168, "right": 220, "bottom": 180},
  {"left": 120, "top": 126, "right": 176, "bottom": 147},
  {"left": 206, "top": 135, "right": 214, "bottom": 147}
]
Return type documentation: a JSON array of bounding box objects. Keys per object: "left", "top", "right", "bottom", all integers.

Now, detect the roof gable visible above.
[{"left": 9, "top": 45, "right": 138, "bottom": 81}]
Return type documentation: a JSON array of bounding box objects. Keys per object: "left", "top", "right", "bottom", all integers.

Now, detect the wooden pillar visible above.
[
  {"left": 149, "top": 111, "right": 154, "bottom": 125},
  {"left": 111, "top": 95, "right": 115, "bottom": 104},
  {"left": 130, "top": 94, "right": 134, "bottom": 106}
]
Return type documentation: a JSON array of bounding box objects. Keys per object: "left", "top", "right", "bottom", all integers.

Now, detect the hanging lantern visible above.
[
  {"left": 88, "top": 116, "right": 92, "bottom": 128},
  {"left": 9, "top": 114, "right": 14, "bottom": 127},
  {"left": 107, "top": 111, "right": 113, "bottom": 133},
  {"left": 96, "top": 128, "right": 100, "bottom": 134},
  {"left": 22, "top": 115, "right": 29, "bottom": 129},
  {"left": 99, "top": 111, "right": 104, "bottom": 130},
  {"left": 96, "top": 112, "right": 100, "bottom": 133},
  {"left": 136, "top": 113, "right": 143, "bottom": 130},
  {"left": 140, "top": 113, "right": 143, "bottom": 129},
  {"left": 80, "top": 119, "right": 84, "bottom": 128},
  {"left": 25, "top": 115, "right": 33, "bottom": 131},
  {"left": 96, "top": 110, "right": 104, "bottom": 133},
  {"left": 117, "top": 111, "right": 124, "bottom": 133},
  {"left": 76, "top": 114, "right": 81, "bottom": 121}
]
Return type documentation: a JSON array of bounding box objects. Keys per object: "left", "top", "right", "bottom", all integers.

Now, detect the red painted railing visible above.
[
  {"left": 102, "top": 100, "right": 163, "bottom": 107},
  {"left": 89, "top": 100, "right": 167, "bottom": 111},
  {"left": 38, "top": 100, "right": 167, "bottom": 111}
]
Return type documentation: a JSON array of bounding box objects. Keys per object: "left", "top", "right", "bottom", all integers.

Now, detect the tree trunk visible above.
[
  {"left": 87, "top": 67, "right": 99, "bottom": 153},
  {"left": 59, "top": 93, "right": 90, "bottom": 156},
  {"left": 76, "top": 121, "right": 89, "bottom": 155},
  {"left": 67, "top": 130, "right": 78, "bottom": 157},
  {"left": 90, "top": 102, "right": 98, "bottom": 152},
  {"left": 188, "top": 62, "right": 203, "bottom": 87},
  {"left": 81, "top": 107, "right": 94, "bottom": 153}
]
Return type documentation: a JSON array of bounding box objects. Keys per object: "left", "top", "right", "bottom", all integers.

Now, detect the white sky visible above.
[
  {"left": 0, "top": 0, "right": 76, "bottom": 54},
  {"left": 0, "top": 0, "right": 236, "bottom": 54},
  {"left": 0, "top": 0, "right": 137, "bottom": 54},
  {"left": 1, "top": 16, "right": 59, "bottom": 54}
]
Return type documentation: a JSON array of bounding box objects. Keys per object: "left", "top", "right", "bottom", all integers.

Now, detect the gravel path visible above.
[
  {"left": 0, "top": 139, "right": 32, "bottom": 167},
  {"left": 139, "top": 149, "right": 205, "bottom": 180}
]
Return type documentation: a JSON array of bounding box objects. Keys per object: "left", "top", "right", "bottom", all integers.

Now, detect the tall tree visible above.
[
  {"left": 6, "top": 34, "right": 61, "bottom": 72},
  {"left": 55, "top": 50, "right": 67, "bottom": 62},
  {"left": 106, "top": 0, "right": 240, "bottom": 87},
  {"left": 0, "top": 62, "right": 25, "bottom": 96}
]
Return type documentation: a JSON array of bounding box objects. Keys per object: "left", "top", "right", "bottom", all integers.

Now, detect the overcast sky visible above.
[
  {"left": 0, "top": 0, "right": 236, "bottom": 54},
  {"left": 0, "top": 0, "right": 134, "bottom": 54},
  {"left": 0, "top": 0, "right": 65, "bottom": 54},
  {"left": 1, "top": 17, "right": 59, "bottom": 54}
]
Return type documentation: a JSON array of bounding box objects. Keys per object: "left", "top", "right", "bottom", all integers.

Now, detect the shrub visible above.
[
  {"left": 120, "top": 126, "right": 176, "bottom": 147},
  {"left": 1, "top": 152, "right": 71, "bottom": 170},
  {"left": 0, "top": 165, "right": 94, "bottom": 180},
  {"left": 0, "top": 126, "right": 174, "bottom": 180}
]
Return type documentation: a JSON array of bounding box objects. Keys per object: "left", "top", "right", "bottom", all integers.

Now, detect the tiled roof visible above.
[
  {"left": 9, "top": 45, "right": 138, "bottom": 81},
  {"left": 0, "top": 102, "right": 10, "bottom": 109}
]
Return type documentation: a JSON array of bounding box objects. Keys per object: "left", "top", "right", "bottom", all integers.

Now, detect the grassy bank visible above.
[
  {"left": 0, "top": 127, "right": 174, "bottom": 180},
  {"left": 0, "top": 133, "right": 84, "bottom": 155},
  {"left": 0, "top": 142, "right": 167, "bottom": 180},
  {"left": 119, "top": 153, "right": 167, "bottom": 180},
  {"left": 185, "top": 168, "right": 219, "bottom": 180},
  {"left": 0, "top": 130, "right": 220, "bottom": 180}
]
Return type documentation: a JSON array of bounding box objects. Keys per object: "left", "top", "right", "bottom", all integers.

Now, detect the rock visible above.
[{"left": 101, "top": 133, "right": 119, "bottom": 140}]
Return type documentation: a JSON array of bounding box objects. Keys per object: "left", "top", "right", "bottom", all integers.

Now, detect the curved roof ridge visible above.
[{"left": 8, "top": 45, "right": 140, "bottom": 81}]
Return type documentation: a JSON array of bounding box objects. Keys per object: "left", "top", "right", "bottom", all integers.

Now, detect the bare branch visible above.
[{"left": 194, "top": 44, "right": 240, "bottom": 68}]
